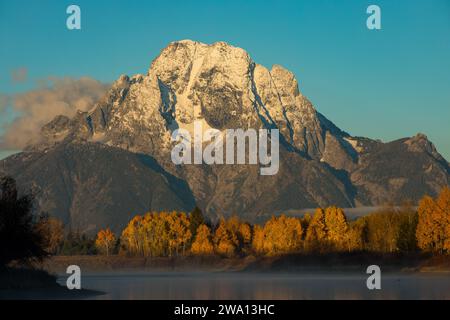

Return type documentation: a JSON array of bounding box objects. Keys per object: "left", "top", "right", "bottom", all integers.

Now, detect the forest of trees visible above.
[
  {"left": 2, "top": 173, "right": 449, "bottom": 263},
  {"left": 93, "top": 187, "right": 450, "bottom": 258}
]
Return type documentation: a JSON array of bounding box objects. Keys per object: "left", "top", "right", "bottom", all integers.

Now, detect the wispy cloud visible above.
[{"left": 0, "top": 77, "right": 110, "bottom": 149}]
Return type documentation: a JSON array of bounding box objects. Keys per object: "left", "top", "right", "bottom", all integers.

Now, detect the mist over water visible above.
[{"left": 57, "top": 272, "right": 450, "bottom": 300}]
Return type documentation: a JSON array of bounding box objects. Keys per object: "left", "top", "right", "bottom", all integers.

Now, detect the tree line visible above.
[
  {"left": 1, "top": 174, "right": 449, "bottom": 266},
  {"left": 94, "top": 187, "right": 450, "bottom": 257}
]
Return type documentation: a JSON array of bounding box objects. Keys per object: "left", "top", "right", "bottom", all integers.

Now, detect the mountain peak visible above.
[
  {"left": 31, "top": 40, "right": 346, "bottom": 160},
  {"left": 404, "top": 133, "right": 445, "bottom": 162},
  {"left": 3, "top": 40, "right": 448, "bottom": 231}
]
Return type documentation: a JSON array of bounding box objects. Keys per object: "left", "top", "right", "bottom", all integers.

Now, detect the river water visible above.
[{"left": 56, "top": 271, "right": 450, "bottom": 300}]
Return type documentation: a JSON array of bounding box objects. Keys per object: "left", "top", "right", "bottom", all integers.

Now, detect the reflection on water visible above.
[{"left": 57, "top": 272, "right": 450, "bottom": 300}]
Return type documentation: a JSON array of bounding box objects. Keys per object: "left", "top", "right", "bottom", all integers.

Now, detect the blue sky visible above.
[{"left": 1, "top": 0, "right": 449, "bottom": 160}]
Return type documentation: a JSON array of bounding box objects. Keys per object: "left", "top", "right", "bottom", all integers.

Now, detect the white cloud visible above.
[{"left": 0, "top": 77, "right": 110, "bottom": 149}]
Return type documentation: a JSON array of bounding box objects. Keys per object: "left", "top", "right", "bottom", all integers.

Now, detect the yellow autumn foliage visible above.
[
  {"left": 191, "top": 224, "right": 214, "bottom": 255},
  {"left": 95, "top": 228, "right": 116, "bottom": 256}
]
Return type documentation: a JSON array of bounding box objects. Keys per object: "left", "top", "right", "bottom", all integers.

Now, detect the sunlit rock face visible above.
[{"left": 37, "top": 40, "right": 341, "bottom": 161}]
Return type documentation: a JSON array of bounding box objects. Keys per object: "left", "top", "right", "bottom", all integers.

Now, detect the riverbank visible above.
[{"left": 41, "top": 253, "right": 450, "bottom": 274}]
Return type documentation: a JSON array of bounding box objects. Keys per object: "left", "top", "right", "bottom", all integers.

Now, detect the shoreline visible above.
[{"left": 41, "top": 253, "right": 450, "bottom": 274}]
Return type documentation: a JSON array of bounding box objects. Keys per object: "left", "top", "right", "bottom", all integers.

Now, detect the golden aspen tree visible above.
[
  {"left": 121, "top": 211, "right": 192, "bottom": 257},
  {"left": 216, "top": 240, "right": 236, "bottom": 257},
  {"left": 261, "top": 216, "right": 279, "bottom": 254},
  {"left": 436, "top": 187, "right": 450, "bottom": 253},
  {"left": 286, "top": 216, "right": 303, "bottom": 251},
  {"left": 191, "top": 224, "right": 214, "bottom": 255},
  {"left": 258, "top": 215, "right": 303, "bottom": 255},
  {"left": 180, "top": 212, "right": 193, "bottom": 255},
  {"left": 252, "top": 224, "right": 265, "bottom": 255},
  {"left": 305, "top": 208, "right": 327, "bottom": 251},
  {"left": 140, "top": 213, "right": 152, "bottom": 256},
  {"left": 139, "top": 212, "right": 152, "bottom": 257},
  {"left": 162, "top": 212, "right": 172, "bottom": 255},
  {"left": 214, "top": 219, "right": 237, "bottom": 257},
  {"left": 418, "top": 187, "right": 450, "bottom": 254},
  {"left": 167, "top": 212, "right": 179, "bottom": 256},
  {"left": 168, "top": 212, "right": 191, "bottom": 256},
  {"left": 95, "top": 228, "right": 116, "bottom": 256},
  {"left": 417, "top": 195, "right": 440, "bottom": 252},
  {"left": 224, "top": 215, "right": 252, "bottom": 252},
  {"left": 121, "top": 215, "right": 143, "bottom": 255},
  {"left": 344, "top": 219, "right": 366, "bottom": 252},
  {"left": 325, "top": 207, "right": 349, "bottom": 250}
]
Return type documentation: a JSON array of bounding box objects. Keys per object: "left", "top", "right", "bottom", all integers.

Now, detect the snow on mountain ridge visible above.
[{"left": 35, "top": 40, "right": 357, "bottom": 165}]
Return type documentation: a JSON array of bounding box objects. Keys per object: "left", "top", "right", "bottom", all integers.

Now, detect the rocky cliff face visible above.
[
  {"left": 2, "top": 40, "right": 448, "bottom": 233},
  {"left": 34, "top": 40, "right": 343, "bottom": 161}
]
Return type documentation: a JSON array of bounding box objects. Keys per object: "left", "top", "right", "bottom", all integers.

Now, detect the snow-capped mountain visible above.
[{"left": 1, "top": 40, "right": 448, "bottom": 233}]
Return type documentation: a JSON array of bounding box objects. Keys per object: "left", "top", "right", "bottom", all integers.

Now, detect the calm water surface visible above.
[{"left": 57, "top": 271, "right": 450, "bottom": 300}]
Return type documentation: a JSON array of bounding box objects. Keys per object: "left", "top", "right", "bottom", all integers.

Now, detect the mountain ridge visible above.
[{"left": 1, "top": 40, "right": 448, "bottom": 233}]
